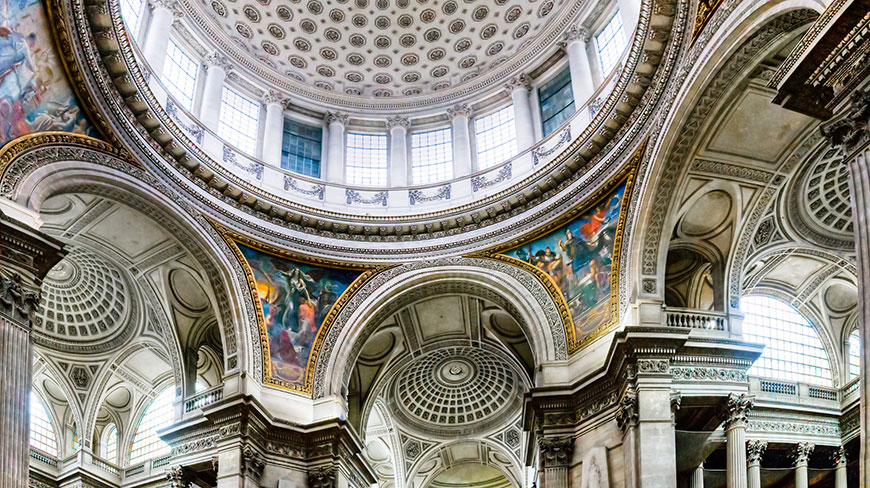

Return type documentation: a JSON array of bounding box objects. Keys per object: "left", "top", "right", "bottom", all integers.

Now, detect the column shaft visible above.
[
  {"left": 795, "top": 465, "right": 808, "bottom": 488},
  {"left": 510, "top": 83, "right": 535, "bottom": 151},
  {"left": 689, "top": 465, "right": 704, "bottom": 488},
  {"left": 141, "top": 4, "right": 174, "bottom": 75},
  {"left": 200, "top": 61, "right": 227, "bottom": 132},
  {"left": 389, "top": 124, "right": 408, "bottom": 187},
  {"left": 725, "top": 427, "right": 747, "bottom": 488},
  {"left": 0, "top": 318, "right": 32, "bottom": 486},
  {"left": 325, "top": 114, "right": 347, "bottom": 184},
  {"left": 565, "top": 40, "right": 595, "bottom": 108},
  {"left": 262, "top": 99, "right": 285, "bottom": 167},
  {"left": 850, "top": 149, "right": 870, "bottom": 487},
  {"left": 451, "top": 113, "right": 473, "bottom": 176}
]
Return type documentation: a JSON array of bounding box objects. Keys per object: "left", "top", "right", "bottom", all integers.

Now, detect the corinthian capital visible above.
[
  {"left": 386, "top": 115, "right": 410, "bottom": 130},
  {"left": 537, "top": 437, "right": 574, "bottom": 467},
  {"left": 308, "top": 466, "right": 337, "bottom": 488},
  {"left": 721, "top": 393, "right": 753, "bottom": 431},
  {"left": 241, "top": 445, "right": 265, "bottom": 481},
  {"left": 558, "top": 25, "right": 589, "bottom": 48},
  {"left": 204, "top": 52, "right": 234, "bottom": 72},
  {"left": 746, "top": 440, "right": 767, "bottom": 467},
  {"left": 447, "top": 103, "right": 473, "bottom": 119},
  {"left": 833, "top": 446, "right": 847, "bottom": 467},
  {"left": 149, "top": 0, "right": 183, "bottom": 15},
  {"left": 262, "top": 90, "right": 289, "bottom": 107},
  {"left": 325, "top": 112, "right": 349, "bottom": 126},
  {"left": 792, "top": 442, "right": 815, "bottom": 467},
  {"left": 504, "top": 74, "right": 532, "bottom": 93},
  {"left": 821, "top": 89, "right": 870, "bottom": 152}
]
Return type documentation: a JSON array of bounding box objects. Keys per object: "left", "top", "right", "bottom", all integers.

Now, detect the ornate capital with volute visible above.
[
  {"left": 447, "top": 103, "right": 473, "bottom": 120},
  {"left": 386, "top": 115, "right": 410, "bottom": 130},
  {"left": 538, "top": 437, "right": 574, "bottom": 468},
  {"left": 558, "top": 25, "right": 589, "bottom": 48},
  {"left": 241, "top": 445, "right": 265, "bottom": 481},
  {"left": 833, "top": 446, "right": 847, "bottom": 467},
  {"left": 746, "top": 440, "right": 767, "bottom": 467},
  {"left": 204, "top": 52, "right": 234, "bottom": 72},
  {"left": 504, "top": 74, "right": 532, "bottom": 93},
  {"left": 262, "top": 90, "right": 289, "bottom": 107},
  {"left": 615, "top": 392, "right": 638, "bottom": 431},
  {"left": 821, "top": 89, "right": 870, "bottom": 153},
  {"left": 792, "top": 442, "right": 814, "bottom": 467},
  {"left": 325, "top": 112, "right": 350, "bottom": 126},
  {"left": 165, "top": 465, "right": 195, "bottom": 488},
  {"left": 721, "top": 393, "right": 753, "bottom": 431},
  {"left": 148, "top": 0, "right": 183, "bottom": 16},
  {"left": 309, "top": 466, "right": 337, "bottom": 488}
]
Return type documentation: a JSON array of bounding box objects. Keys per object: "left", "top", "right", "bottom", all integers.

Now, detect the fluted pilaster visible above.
[{"left": 538, "top": 437, "right": 574, "bottom": 488}]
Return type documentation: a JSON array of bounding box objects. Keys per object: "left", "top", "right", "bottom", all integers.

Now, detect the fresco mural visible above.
[
  {"left": 236, "top": 243, "right": 363, "bottom": 389},
  {"left": 0, "top": 0, "right": 93, "bottom": 145},
  {"left": 502, "top": 183, "right": 627, "bottom": 343}
]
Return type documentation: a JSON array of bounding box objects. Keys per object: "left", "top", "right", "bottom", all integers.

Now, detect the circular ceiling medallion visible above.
[
  {"left": 389, "top": 347, "right": 522, "bottom": 436},
  {"left": 195, "top": 0, "right": 572, "bottom": 99},
  {"left": 34, "top": 247, "right": 135, "bottom": 349}
]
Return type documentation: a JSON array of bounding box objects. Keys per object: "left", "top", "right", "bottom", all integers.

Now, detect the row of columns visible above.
[{"left": 690, "top": 442, "right": 848, "bottom": 488}]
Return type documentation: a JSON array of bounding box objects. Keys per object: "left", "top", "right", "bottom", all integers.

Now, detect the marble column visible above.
[
  {"left": 793, "top": 442, "right": 814, "bottom": 488},
  {"left": 448, "top": 104, "right": 473, "bottom": 176},
  {"left": 141, "top": 0, "right": 180, "bottom": 75},
  {"left": 537, "top": 437, "right": 574, "bottom": 488},
  {"left": 559, "top": 26, "right": 595, "bottom": 109},
  {"left": 689, "top": 464, "right": 704, "bottom": 488},
  {"left": 722, "top": 394, "right": 753, "bottom": 488},
  {"left": 822, "top": 91, "right": 870, "bottom": 486},
  {"left": 834, "top": 446, "right": 847, "bottom": 488},
  {"left": 324, "top": 112, "right": 348, "bottom": 184},
  {"left": 505, "top": 74, "right": 535, "bottom": 152},
  {"left": 262, "top": 91, "right": 288, "bottom": 167},
  {"left": 387, "top": 116, "right": 409, "bottom": 187},
  {"left": 746, "top": 440, "right": 767, "bottom": 488},
  {"left": 200, "top": 53, "right": 232, "bottom": 132},
  {"left": 634, "top": 360, "right": 678, "bottom": 488},
  {"left": 0, "top": 216, "right": 65, "bottom": 487},
  {"left": 616, "top": 391, "right": 639, "bottom": 488}
]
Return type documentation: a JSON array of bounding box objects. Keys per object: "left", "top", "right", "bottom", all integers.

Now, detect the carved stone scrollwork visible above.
[
  {"left": 504, "top": 73, "right": 531, "bottom": 92},
  {"left": 325, "top": 112, "right": 350, "bottom": 126},
  {"left": 558, "top": 25, "right": 589, "bottom": 48},
  {"left": 792, "top": 442, "right": 815, "bottom": 467},
  {"left": 615, "top": 392, "right": 638, "bottom": 431},
  {"left": 241, "top": 445, "right": 265, "bottom": 481},
  {"left": 309, "top": 466, "right": 337, "bottom": 488},
  {"left": 822, "top": 90, "right": 870, "bottom": 152},
  {"left": 746, "top": 440, "right": 767, "bottom": 467},
  {"left": 538, "top": 437, "right": 574, "bottom": 468},
  {"left": 446, "top": 103, "right": 473, "bottom": 119},
  {"left": 0, "top": 273, "right": 40, "bottom": 326},
  {"left": 386, "top": 115, "right": 410, "bottom": 130},
  {"left": 165, "top": 465, "right": 195, "bottom": 488},
  {"left": 721, "top": 393, "right": 753, "bottom": 430},
  {"left": 204, "top": 52, "right": 233, "bottom": 72},
  {"left": 833, "top": 446, "right": 847, "bottom": 467}
]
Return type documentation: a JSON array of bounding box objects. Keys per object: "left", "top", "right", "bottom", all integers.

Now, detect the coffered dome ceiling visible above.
[{"left": 194, "top": 0, "right": 574, "bottom": 100}]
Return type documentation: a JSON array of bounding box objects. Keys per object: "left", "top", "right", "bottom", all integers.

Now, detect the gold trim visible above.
[
  {"left": 477, "top": 141, "right": 644, "bottom": 354},
  {"left": 212, "top": 221, "right": 387, "bottom": 395}
]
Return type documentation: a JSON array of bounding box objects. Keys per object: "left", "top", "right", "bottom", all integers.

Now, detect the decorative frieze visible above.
[{"left": 671, "top": 366, "right": 747, "bottom": 382}]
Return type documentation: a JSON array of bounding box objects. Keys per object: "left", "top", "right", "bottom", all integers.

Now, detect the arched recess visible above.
[
  {"left": 630, "top": 0, "right": 823, "bottom": 305},
  {"left": 405, "top": 439, "right": 523, "bottom": 488},
  {"left": 314, "top": 257, "right": 568, "bottom": 400},
  {"left": 32, "top": 352, "right": 83, "bottom": 457},
  {"left": 0, "top": 134, "right": 259, "bottom": 390}
]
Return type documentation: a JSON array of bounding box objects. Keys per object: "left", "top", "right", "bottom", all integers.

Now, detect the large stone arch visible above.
[
  {"left": 630, "top": 0, "right": 824, "bottom": 305},
  {"left": 0, "top": 133, "right": 262, "bottom": 390},
  {"left": 404, "top": 438, "right": 524, "bottom": 488},
  {"left": 314, "top": 256, "right": 569, "bottom": 399}
]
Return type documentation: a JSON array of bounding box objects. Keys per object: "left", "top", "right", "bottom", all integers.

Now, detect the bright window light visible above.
[
  {"left": 218, "top": 86, "right": 260, "bottom": 155},
  {"left": 849, "top": 329, "right": 861, "bottom": 380},
  {"left": 102, "top": 424, "right": 118, "bottom": 463},
  {"left": 130, "top": 386, "right": 174, "bottom": 463},
  {"left": 596, "top": 11, "right": 628, "bottom": 74},
  {"left": 30, "top": 392, "right": 59, "bottom": 457},
  {"left": 346, "top": 133, "right": 388, "bottom": 186},
  {"left": 475, "top": 105, "right": 517, "bottom": 170},
  {"left": 162, "top": 40, "right": 199, "bottom": 111},
  {"left": 119, "top": 0, "right": 144, "bottom": 37},
  {"left": 742, "top": 295, "right": 833, "bottom": 386},
  {"left": 411, "top": 128, "right": 453, "bottom": 184}
]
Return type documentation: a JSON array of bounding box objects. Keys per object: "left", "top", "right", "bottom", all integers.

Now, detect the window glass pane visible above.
[
  {"left": 596, "top": 11, "right": 628, "bottom": 74},
  {"left": 162, "top": 40, "right": 199, "bottom": 111},
  {"left": 281, "top": 119, "right": 322, "bottom": 177},
  {"left": 218, "top": 86, "right": 260, "bottom": 155},
  {"left": 130, "top": 386, "right": 174, "bottom": 463},
  {"left": 742, "top": 295, "right": 833, "bottom": 386},
  {"left": 849, "top": 329, "right": 861, "bottom": 380},
  {"left": 30, "top": 392, "right": 58, "bottom": 456},
  {"left": 346, "top": 133, "right": 388, "bottom": 186},
  {"left": 119, "top": 0, "right": 143, "bottom": 36},
  {"left": 411, "top": 128, "right": 453, "bottom": 184},
  {"left": 102, "top": 424, "right": 118, "bottom": 463},
  {"left": 539, "top": 68, "right": 574, "bottom": 137},
  {"left": 475, "top": 105, "right": 517, "bottom": 170}
]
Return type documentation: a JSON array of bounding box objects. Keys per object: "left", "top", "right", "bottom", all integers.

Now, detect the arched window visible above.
[
  {"left": 130, "top": 386, "right": 174, "bottom": 462},
  {"left": 30, "top": 392, "right": 59, "bottom": 456},
  {"left": 849, "top": 329, "right": 861, "bottom": 380},
  {"left": 101, "top": 424, "right": 118, "bottom": 463},
  {"left": 742, "top": 295, "right": 833, "bottom": 386}
]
